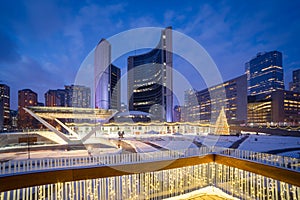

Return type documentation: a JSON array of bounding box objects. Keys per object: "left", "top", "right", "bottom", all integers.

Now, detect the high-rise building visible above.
[
  {"left": 127, "top": 27, "right": 173, "bottom": 122},
  {"left": 245, "top": 51, "right": 284, "bottom": 96},
  {"left": 110, "top": 64, "right": 121, "bottom": 110},
  {"left": 289, "top": 69, "right": 300, "bottom": 92},
  {"left": 45, "top": 89, "right": 67, "bottom": 107},
  {"left": 0, "top": 84, "right": 10, "bottom": 130},
  {"left": 94, "top": 39, "right": 121, "bottom": 110},
  {"left": 18, "top": 89, "right": 38, "bottom": 129},
  {"left": 65, "top": 85, "right": 91, "bottom": 108},
  {"left": 184, "top": 75, "right": 247, "bottom": 124},
  {"left": 248, "top": 90, "right": 300, "bottom": 125}
]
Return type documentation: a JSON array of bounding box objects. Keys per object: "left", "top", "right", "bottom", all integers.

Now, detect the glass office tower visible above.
[
  {"left": 245, "top": 51, "right": 284, "bottom": 96},
  {"left": 127, "top": 27, "right": 173, "bottom": 122}
]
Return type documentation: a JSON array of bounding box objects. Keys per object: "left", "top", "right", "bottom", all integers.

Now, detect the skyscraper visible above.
[
  {"left": 0, "top": 84, "right": 10, "bottom": 130},
  {"left": 289, "top": 69, "right": 300, "bottom": 92},
  {"left": 18, "top": 89, "right": 38, "bottom": 129},
  {"left": 110, "top": 64, "right": 121, "bottom": 110},
  {"left": 245, "top": 51, "right": 284, "bottom": 96},
  {"left": 94, "top": 39, "right": 121, "bottom": 110},
  {"left": 127, "top": 27, "right": 173, "bottom": 122}
]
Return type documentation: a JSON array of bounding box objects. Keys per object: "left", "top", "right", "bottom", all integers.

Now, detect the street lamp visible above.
[{"left": 27, "top": 128, "right": 30, "bottom": 159}]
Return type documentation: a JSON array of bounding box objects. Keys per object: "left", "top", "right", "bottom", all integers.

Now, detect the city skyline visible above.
[{"left": 1, "top": 0, "right": 300, "bottom": 109}]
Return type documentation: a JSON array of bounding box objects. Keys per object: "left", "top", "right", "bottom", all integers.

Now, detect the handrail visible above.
[
  {"left": 1, "top": 153, "right": 299, "bottom": 193},
  {"left": 1, "top": 146, "right": 299, "bottom": 176}
]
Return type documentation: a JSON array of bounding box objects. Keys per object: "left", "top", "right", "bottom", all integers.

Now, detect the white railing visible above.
[
  {"left": 212, "top": 146, "right": 300, "bottom": 171},
  {"left": 1, "top": 146, "right": 299, "bottom": 176},
  {"left": 1, "top": 162, "right": 300, "bottom": 200}
]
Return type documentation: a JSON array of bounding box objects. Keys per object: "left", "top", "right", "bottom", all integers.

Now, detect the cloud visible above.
[
  {"left": 128, "top": 16, "right": 161, "bottom": 29},
  {"left": 171, "top": 1, "right": 300, "bottom": 84},
  {"left": 23, "top": 0, "right": 66, "bottom": 38},
  {"left": 0, "top": 30, "right": 21, "bottom": 63},
  {"left": 163, "top": 10, "right": 185, "bottom": 26}
]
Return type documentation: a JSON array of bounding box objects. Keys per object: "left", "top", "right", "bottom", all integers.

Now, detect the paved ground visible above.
[{"left": 187, "top": 195, "right": 230, "bottom": 200}]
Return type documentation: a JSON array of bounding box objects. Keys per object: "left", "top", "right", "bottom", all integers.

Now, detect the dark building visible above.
[
  {"left": 173, "top": 105, "right": 181, "bottom": 122},
  {"left": 45, "top": 90, "right": 60, "bottom": 107},
  {"left": 18, "top": 89, "right": 38, "bottom": 129},
  {"left": 94, "top": 39, "right": 121, "bottom": 110},
  {"left": 65, "top": 85, "right": 91, "bottom": 108},
  {"left": 37, "top": 102, "right": 44, "bottom": 107},
  {"left": 0, "top": 84, "right": 10, "bottom": 130},
  {"left": 245, "top": 51, "right": 284, "bottom": 96},
  {"left": 289, "top": 69, "right": 300, "bottom": 93},
  {"left": 184, "top": 75, "right": 247, "bottom": 124},
  {"left": 127, "top": 27, "right": 173, "bottom": 122},
  {"left": 9, "top": 110, "right": 18, "bottom": 129},
  {"left": 110, "top": 64, "right": 121, "bottom": 110},
  {"left": 248, "top": 90, "right": 300, "bottom": 125},
  {"left": 45, "top": 89, "right": 67, "bottom": 107}
]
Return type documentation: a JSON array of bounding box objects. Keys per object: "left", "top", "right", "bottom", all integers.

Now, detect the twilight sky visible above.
[{"left": 1, "top": 0, "right": 300, "bottom": 110}]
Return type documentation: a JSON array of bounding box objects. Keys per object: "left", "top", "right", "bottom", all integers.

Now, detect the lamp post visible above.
[{"left": 27, "top": 128, "right": 30, "bottom": 159}]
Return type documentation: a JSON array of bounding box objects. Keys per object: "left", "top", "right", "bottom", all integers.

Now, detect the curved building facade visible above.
[
  {"left": 94, "top": 39, "right": 121, "bottom": 110},
  {"left": 127, "top": 27, "right": 173, "bottom": 122}
]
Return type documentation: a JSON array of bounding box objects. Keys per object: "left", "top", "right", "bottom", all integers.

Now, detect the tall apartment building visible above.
[
  {"left": 18, "top": 89, "right": 38, "bottom": 129},
  {"left": 45, "top": 86, "right": 90, "bottom": 108},
  {"left": 0, "top": 84, "right": 10, "bottom": 130},
  {"left": 94, "top": 39, "right": 121, "bottom": 110},
  {"left": 183, "top": 75, "right": 247, "bottom": 124},
  {"left": 245, "top": 51, "right": 284, "bottom": 96},
  {"left": 127, "top": 27, "right": 173, "bottom": 122}
]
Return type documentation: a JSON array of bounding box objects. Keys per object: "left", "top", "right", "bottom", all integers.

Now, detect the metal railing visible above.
[{"left": 1, "top": 146, "right": 299, "bottom": 176}]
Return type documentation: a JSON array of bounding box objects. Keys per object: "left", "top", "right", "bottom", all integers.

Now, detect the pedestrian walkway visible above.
[
  {"left": 164, "top": 186, "right": 238, "bottom": 200},
  {"left": 187, "top": 194, "right": 229, "bottom": 199}
]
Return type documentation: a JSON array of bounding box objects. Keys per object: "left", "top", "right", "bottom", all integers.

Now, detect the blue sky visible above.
[{"left": 1, "top": 0, "right": 300, "bottom": 109}]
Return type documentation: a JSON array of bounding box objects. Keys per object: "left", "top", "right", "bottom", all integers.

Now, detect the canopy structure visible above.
[{"left": 24, "top": 106, "right": 117, "bottom": 144}]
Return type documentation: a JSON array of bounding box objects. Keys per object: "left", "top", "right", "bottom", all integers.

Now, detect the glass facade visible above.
[
  {"left": 110, "top": 64, "right": 121, "bottom": 110},
  {"left": 248, "top": 90, "right": 300, "bottom": 125},
  {"left": 65, "top": 85, "right": 91, "bottom": 108},
  {"left": 184, "top": 75, "right": 247, "bottom": 124},
  {"left": 127, "top": 27, "right": 173, "bottom": 122},
  {"left": 246, "top": 51, "right": 284, "bottom": 96}
]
